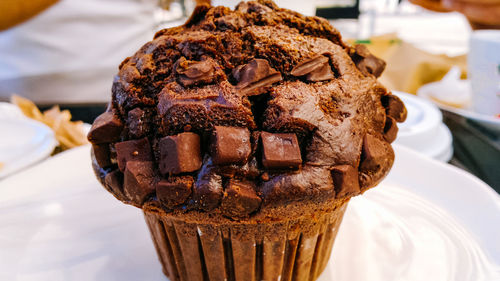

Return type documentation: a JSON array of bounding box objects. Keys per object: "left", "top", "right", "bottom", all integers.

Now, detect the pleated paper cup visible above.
[{"left": 143, "top": 199, "right": 348, "bottom": 281}]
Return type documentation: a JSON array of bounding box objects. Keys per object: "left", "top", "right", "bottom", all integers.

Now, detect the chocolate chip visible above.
[
  {"left": 123, "top": 161, "right": 156, "bottom": 204},
  {"left": 220, "top": 179, "right": 261, "bottom": 218},
  {"left": 233, "top": 59, "right": 282, "bottom": 96},
  {"left": 87, "top": 112, "right": 123, "bottom": 144},
  {"left": 92, "top": 144, "right": 111, "bottom": 168},
  {"left": 128, "top": 108, "right": 150, "bottom": 138},
  {"left": 210, "top": 126, "right": 251, "bottom": 165},
  {"left": 383, "top": 116, "right": 398, "bottom": 143},
  {"left": 214, "top": 157, "right": 261, "bottom": 179},
  {"left": 291, "top": 55, "right": 334, "bottom": 82},
  {"left": 115, "top": 138, "right": 153, "bottom": 172},
  {"left": 156, "top": 176, "right": 193, "bottom": 208},
  {"left": 382, "top": 94, "right": 407, "bottom": 122},
  {"left": 331, "top": 165, "right": 360, "bottom": 199},
  {"left": 159, "top": 132, "right": 202, "bottom": 175},
  {"left": 105, "top": 170, "right": 126, "bottom": 200},
  {"left": 176, "top": 57, "right": 217, "bottom": 87},
  {"left": 193, "top": 160, "right": 223, "bottom": 211},
  {"left": 261, "top": 132, "right": 302, "bottom": 169},
  {"left": 352, "top": 45, "right": 386, "bottom": 78},
  {"left": 261, "top": 166, "right": 334, "bottom": 205},
  {"left": 360, "top": 134, "right": 387, "bottom": 171}
]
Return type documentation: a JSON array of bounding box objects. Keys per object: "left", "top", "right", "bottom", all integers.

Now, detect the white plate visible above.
[
  {"left": 0, "top": 103, "right": 57, "bottom": 179},
  {"left": 418, "top": 82, "right": 500, "bottom": 131},
  {"left": 0, "top": 145, "right": 499, "bottom": 281},
  {"left": 393, "top": 91, "right": 453, "bottom": 162}
]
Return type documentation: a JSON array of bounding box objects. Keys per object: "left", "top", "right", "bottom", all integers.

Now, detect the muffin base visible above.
[{"left": 143, "top": 199, "right": 348, "bottom": 281}]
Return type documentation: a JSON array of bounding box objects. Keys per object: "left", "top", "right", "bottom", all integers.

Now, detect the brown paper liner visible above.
[{"left": 143, "top": 200, "right": 348, "bottom": 281}]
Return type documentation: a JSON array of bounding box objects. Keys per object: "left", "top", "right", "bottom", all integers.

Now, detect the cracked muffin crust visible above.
[{"left": 88, "top": 0, "right": 406, "bottom": 220}]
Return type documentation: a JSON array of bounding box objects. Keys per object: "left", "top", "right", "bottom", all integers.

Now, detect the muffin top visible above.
[{"left": 88, "top": 0, "right": 406, "bottom": 220}]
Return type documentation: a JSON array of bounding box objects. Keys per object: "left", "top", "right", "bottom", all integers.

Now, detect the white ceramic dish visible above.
[
  {"left": 418, "top": 81, "right": 500, "bottom": 131},
  {"left": 392, "top": 92, "right": 453, "bottom": 162},
  {"left": 0, "top": 145, "right": 499, "bottom": 280},
  {"left": 0, "top": 103, "right": 57, "bottom": 179}
]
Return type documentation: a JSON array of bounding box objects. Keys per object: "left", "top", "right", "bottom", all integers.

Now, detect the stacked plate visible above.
[{"left": 393, "top": 91, "right": 453, "bottom": 162}]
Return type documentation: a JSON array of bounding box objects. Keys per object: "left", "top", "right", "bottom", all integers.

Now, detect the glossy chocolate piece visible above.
[
  {"left": 290, "top": 55, "right": 334, "bottom": 82},
  {"left": 262, "top": 166, "right": 334, "bottom": 205},
  {"left": 233, "top": 59, "right": 282, "bottom": 95},
  {"left": 105, "top": 170, "right": 126, "bottom": 200},
  {"left": 87, "top": 111, "right": 123, "bottom": 144},
  {"left": 115, "top": 138, "right": 153, "bottom": 172},
  {"left": 351, "top": 44, "right": 386, "bottom": 78},
  {"left": 331, "top": 165, "right": 360, "bottom": 198},
  {"left": 382, "top": 94, "right": 407, "bottom": 122},
  {"left": 193, "top": 161, "right": 223, "bottom": 211},
  {"left": 156, "top": 176, "right": 194, "bottom": 208},
  {"left": 159, "top": 132, "right": 202, "bottom": 175},
  {"left": 210, "top": 126, "right": 251, "bottom": 165},
  {"left": 383, "top": 116, "right": 398, "bottom": 143},
  {"left": 261, "top": 132, "right": 302, "bottom": 169},
  {"left": 123, "top": 161, "right": 156, "bottom": 204},
  {"left": 220, "top": 179, "right": 261, "bottom": 218},
  {"left": 360, "top": 134, "right": 387, "bottom": 171},
  {"left": 215, "top": 157, "right": 260, "bottom": 179},
  {"left": 128, "top": 108, "right": 150, "bottom": 138},
  {"left": 92, "top": 144, "right": 111, "bottom": 168},
  {"left": 175, "top": 57, "right": 217, "bottom": 87}
]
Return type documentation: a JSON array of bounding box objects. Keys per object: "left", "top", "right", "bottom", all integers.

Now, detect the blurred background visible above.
[{"left": 0, "top": 0, "right": 498, "bottom": 189}]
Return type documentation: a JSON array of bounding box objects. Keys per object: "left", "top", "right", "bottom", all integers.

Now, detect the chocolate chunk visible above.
[
  {"left": 92, "top": 144, "right": 111, "bottom": 168},
  {"left": 331, "top": 165, "right": 360, "bottom": 199},
  {"left": 261, "top": 132, "right": 302, "bottom": 169},
  {"left": 87, "top": 111, "right": 123, "bottom": 144},
  {"left": 115, "top": 138, "right": 153, "bottom": 172},
  {"left": 290, "top": 55, "right": 334, "bottom": 82},
  {"left": 220, "top": 179, "right": 261, "bottom": 218},
  {"left": 233, "top": 59, "right": 282, "bottom": 96},
  {"left": 175, "top": 57, "right": 217, "bottom": 87},
  {"left": 159, "top": 132, "right": 202, "bottom": 175},
  {"left": 382, "top": 94, "right": 407, "bottom": 122},
  {"left": 210, "top": 126, "right": 251, "bottom": 165},
  {"left": 262, "top": 166, "right": 334, "bottom": 205},
  {"left": 127, "top": 108, "right": 150, "bottom": 138},
  {"left": 383, "top": 116, "right": 398, "bottom": 143},
  {"left": 215, "top": 157, "right": 260, "bottom": 179},
  {"left": 123, "top": 161, "right": 156, "bottom": 204},
  {"left": 156, "top": 176, "right": 194, "bottom": 208},
  {"left": 105, "top": 170, "right": 126, "bottom": 200},
  {"left": 360, "top": 134, "right": 387, "bottom": 171},
  {"left": 352, "top": 44, "right": 386, "bottom": 78},
  {"left": 193, "top": 160, "right": 223, "bottom": 211}
]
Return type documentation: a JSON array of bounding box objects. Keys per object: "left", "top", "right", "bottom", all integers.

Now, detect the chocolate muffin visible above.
[{"left": 88, "top": 1, "right": 406, "bottom": 280}]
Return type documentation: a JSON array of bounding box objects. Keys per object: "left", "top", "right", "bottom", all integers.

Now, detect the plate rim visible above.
[{"left": 0, "top": 117, "right": 57, "bottom": 179}]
